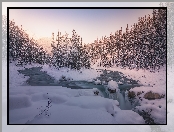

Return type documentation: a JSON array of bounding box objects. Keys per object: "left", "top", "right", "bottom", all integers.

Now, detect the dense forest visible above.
[
  {"left": 87, "top": 9, "right": 167, "bottom": 71},
  {"left": 6, "top": 9, "right": 167, "bottom": 72}
]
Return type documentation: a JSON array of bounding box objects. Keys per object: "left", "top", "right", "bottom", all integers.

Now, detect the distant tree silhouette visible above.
[{"left": 9, "top": 19, "right": 49, "bottom": 66}]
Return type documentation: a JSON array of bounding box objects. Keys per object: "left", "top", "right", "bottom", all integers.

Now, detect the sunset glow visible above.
[{"left": 9, "top": 8, "right": 154, "bottom": 45}]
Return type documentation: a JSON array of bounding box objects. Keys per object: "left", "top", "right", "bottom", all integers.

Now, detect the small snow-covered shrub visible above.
[
  {"left": 93, "top": 89, "right": 100, "bottom": 95},
  {"left": 59, "top": 75, "right": 67, "bottom": 81}
]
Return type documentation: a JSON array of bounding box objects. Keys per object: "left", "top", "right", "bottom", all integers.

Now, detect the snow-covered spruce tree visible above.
[
  {"left": 156, "top": 8, "right": 167, "bottom": 66},
  {"left": 51, "top": 32, "right": 63, "bottom": 68},
  {"left": 69, "top": 29, "right": 86, "bottom": 70},
  {"left": 50, "top": 33, "right": 57, "bottom": 67},
  {"left": 147, "top": 9, "right": 167, "bottom": 71},
  {"left": 9, "top": 20, "right": 24, "bottom": 64},
  {"left": 60, "top": 33, "right": 68, "bottom": 67},
  {"left": 50, "top": 30, "right": 90, "bottom": 70},
  {"left": 9, "top": 19, "right": 48, "bottom": 65},
  {"left": 80, "top": 38, "right": 91, "bottom": 69}
]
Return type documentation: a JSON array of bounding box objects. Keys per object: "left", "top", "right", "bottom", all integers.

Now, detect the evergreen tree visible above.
[{"left": 9, "top": 19, "right": 48, "bottom": 66}]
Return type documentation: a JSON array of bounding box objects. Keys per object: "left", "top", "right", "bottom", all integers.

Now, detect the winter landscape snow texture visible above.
[
  {"left": 6, "top": 8, "right": 167, "bottom": 125},
  {"left": 8, "top": 60, "right": 166, "bottom": 124}
]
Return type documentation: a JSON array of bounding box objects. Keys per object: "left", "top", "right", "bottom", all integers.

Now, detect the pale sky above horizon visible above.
[{"left": 9, "top": 8, "right": 155, "bottom": 45}]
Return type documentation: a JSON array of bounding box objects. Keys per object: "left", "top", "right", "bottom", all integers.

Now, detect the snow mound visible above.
[
  {"left": 114, "top": 110, "right": 145, "bottom": 124},
  {"left": 9, "top": 62, "right": 30, "bottom": 88},
  {"left": 43, "top": 93, "right": 68, "bottom": 104},
  {"left": 9, "top": 94, "right": 32, "bottom": 110},
  {"left": 107, "top": 80, "right": 119, "bottom": 90},
  {"left": 64, "top": 95, "right": 119, "bottom": 114},
  {"left": 31, "top": 93, "right": 45, "bottom": 102},
  {"left": 134, "top": 98, "right": 166, "bottom": 124}
]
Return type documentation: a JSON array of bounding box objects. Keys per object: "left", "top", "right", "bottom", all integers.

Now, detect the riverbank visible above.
[{"left": 8, "top": 62, "right": 166, "bottom": 124}]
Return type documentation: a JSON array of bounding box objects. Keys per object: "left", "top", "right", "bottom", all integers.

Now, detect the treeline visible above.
[
  {"left": 8, "top": 20, "right": 90, "bottom": 70},
  {"left": 8, "top": 9, "right": 166, "bottom": 71},
  {"left": 51, "top": 30, "right": 90, "bottom": 70},
  {"left": 9, "top": 20, "right": 51, "bottom": 65},
  {"left": 86, "top": 9, "right": 166, "bottom": 71}
]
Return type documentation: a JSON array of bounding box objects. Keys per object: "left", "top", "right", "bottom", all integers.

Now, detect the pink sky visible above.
[{"left": 9, "top": 8, "right": 154, "bottom": 45}]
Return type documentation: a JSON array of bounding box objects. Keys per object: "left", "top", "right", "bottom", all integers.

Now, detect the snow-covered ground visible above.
[
  {"left": 3, "top": 60, "right": 173, "bottom": 131},
  {"left": 9, "top": 86, "right": 145, "bottom": 124},
  {"left": 8, "top": 62, "right": 146, "bottom": 124},
  {"left": 94, "top": 64, "right": 166, "bottom": 87},
  {"left": 92, "top": 64, "right": 167, "bottom": 124},
  {"left": 41, "top": 64, "right": 102, "bottom": 82}
]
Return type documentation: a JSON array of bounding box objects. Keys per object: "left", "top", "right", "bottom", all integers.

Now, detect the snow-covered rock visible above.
[
  {"left": 107, "top": 80, "right": 119, "bottom": 93},
  {"left": 129, "top": 86, "right": 166, "bottom": 100},
  {"left": 128, "top": 91, "right": 136, "bottom": 99},
  {"left": 128, "top": 86, "right": 166, "bottom": 124},
  {"left": 143, "top": 91, "right": 165, "bottom": 100},
  {"left": 105, "top": 80, "right": 119, "bottom": 100},
  {"left": 133, "top": 98, "right": 166, "bottom": 124}
]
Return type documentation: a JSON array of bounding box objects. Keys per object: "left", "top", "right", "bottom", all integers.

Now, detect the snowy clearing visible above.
[
  {"left": 9, "top": 86, "right": 144, "bottom": 124},
  {"left": 8, "top": 61, "right": 166, "bottom": 124}
]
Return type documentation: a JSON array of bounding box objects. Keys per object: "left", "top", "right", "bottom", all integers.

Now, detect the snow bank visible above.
[
  {"left": 64, "top": 96, "right": 119, "bottom": 113},
  {"left": 134, "top": 98, "right": 166, "bottom": 124},
  {"left": 94, "top": 64, "right": 166, "bottom": 87},
  {"left": 43, "top": 93, "right": 68, "bottom": 104},
  {"left": 114, "top": 110, "right": 145, "bottom": 124},
  {"left": 9, "top": 86, "right": 145, "bottom": 124},
  {"left": 41, "top": 64, "right": 101, "bottom": 81},
  {"left": 27, "top": 104, "right": 114, "bottom": 124},
  {"left": 129, "top": 86, "right": 166, "bottom": 124},
  {"left": 9, "top": 62, "right": 30, "bottom": 88},
  {"left": 8, "top": 61, "right": 166, "bottom": 125},
  {"left": 9, "top": 94, "right": 32, "bottom": 110}
]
